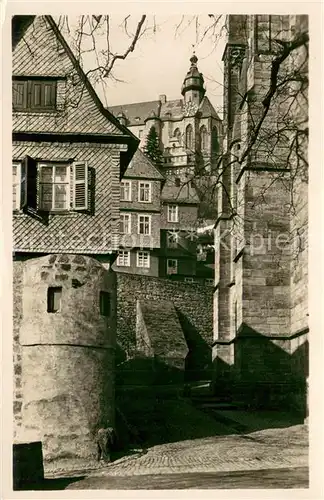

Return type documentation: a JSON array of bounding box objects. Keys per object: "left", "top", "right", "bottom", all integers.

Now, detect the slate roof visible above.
[
  {"left": 160, "top": 99, "right": 184, "bottom": 120},
  {"left": 12, "top": 15, "right": 139, "bottom": 170},
  {"left": 109, "top": 101, "right": 161, "bottom": 126},
  {"left": 110, "top": 96, "right": 221, "bottom": 124},
  {"left": 198, "top": 96, "right": 221, "bottom": 120},
  {"left": 161, "top": 178, "right": 200, "bottom": 204},
  {"left": 124, "top": 149, "right": 165, "bottom": 180}
]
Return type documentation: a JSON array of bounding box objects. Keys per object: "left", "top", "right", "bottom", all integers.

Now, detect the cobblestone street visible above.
[
  {"left": 45, "top": 422, "right": 309, "bottom": 490},
  {"left": 88, "top": 424, "right": 308, "bottom": 476}
]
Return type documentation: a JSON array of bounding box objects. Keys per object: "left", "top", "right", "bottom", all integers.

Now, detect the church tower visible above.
[{"left": 181, "top": 53, "right": 205, "bottom": 107}]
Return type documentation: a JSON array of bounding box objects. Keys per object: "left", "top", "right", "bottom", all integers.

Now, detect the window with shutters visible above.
[
  {"left": 12, "top": 163, "right": 21, "bottom": 210},
  {"left": 12, "top": 157, "right": 91, "bottom": 214},
  {"left": 117, "top": 250, "right": 130, "bottom": 267},
  {"left": 136, "top": 251, "right": 150, "bottom": 268},
  {"left": 120, "top": 213, "right": 131, "bottom": 234},
  {"left": 120, "top": 181, "right": 132, "bottom": 201},
  {"left": 12, "top": 78, "right": 57, "bottom": 111},
  {"left": 39, "top": 164, "right": 70, "bottom": 211},
  {"left": 138, "top": 215, "right": 151, "bottom": 235},
  {"left": 167, "top": 259, "right": 178, "bottom": 275},
  {"left": 138, "top": 182, "right": 152, "bottom": 203},
  {"left": 73, "top": 162, "right": 89, "bottom": 210}
]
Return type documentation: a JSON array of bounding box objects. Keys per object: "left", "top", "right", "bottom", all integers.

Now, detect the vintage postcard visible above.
[{"left": 1, "top": 1, "right": 323, "bottom": 498}]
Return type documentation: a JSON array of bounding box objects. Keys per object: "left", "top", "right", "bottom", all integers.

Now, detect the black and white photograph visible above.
[{"left": 1, "top": 5, "right": 323, "bottom": 495}]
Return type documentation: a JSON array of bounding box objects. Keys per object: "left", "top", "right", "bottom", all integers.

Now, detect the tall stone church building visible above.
[{"left": 212, "top": 15, "right": 308, "bottom": 415}]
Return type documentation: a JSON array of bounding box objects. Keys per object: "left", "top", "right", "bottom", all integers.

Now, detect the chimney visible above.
[{"left": 159, "top": 94, "right": 167, "bottom": 104}]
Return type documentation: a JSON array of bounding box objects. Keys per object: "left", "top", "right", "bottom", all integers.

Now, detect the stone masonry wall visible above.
[{"left": 116, "top": 273, "right": 213, "bottom": 364}]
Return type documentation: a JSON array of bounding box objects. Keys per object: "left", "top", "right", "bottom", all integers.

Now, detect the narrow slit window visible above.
[
  {"left": 47, "top": 287, "right": 62, "bottom": 313},
  {"left": 100, "top": 291, "right": 111, "bottom": 317}
]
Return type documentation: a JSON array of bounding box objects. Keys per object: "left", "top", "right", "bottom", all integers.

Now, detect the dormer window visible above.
[{"left": 12, "top": 77, "right": 57, "bottom": 112}]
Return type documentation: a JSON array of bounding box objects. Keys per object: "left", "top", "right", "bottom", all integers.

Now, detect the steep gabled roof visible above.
[
  {"left": 161, "top": 178, "right": 199, "bottom": 204},
  {"left": 198, "top": 96, "right": 221, "bottom": 120},
  {"left": 160, "top": 99, "right": 184, "bottom": 120},
  {"left": 12, "top": 15, "right": 139, "bottom": 173},
  {"left": 124, "top": 149, "right": 165, "bottom": 180},
  {"left": 109, "top": 101, "right": 161, "bottom": 126}
]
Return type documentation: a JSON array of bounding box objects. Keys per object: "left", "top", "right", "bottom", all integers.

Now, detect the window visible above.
[
  {"left": 120, "top": 181, "right": 132, "bottom": 201},
  {"left": 117, "top": 250, "right": 130, "bottom": 267},
  {"left": 137, "top": 251, "right": 150, "bottom": 268},
  {"left": 120, "top": 213, "right": 131, "bottom": 234},
  {"left": 167, "top": 232, "right": 178, "bottom": 248},
  {"left": 167, "top": 259, "right": 178, "bottom": 275},
  {"left": 174, "top": 128, "right": 181, "bottom": 143},
  {"left": 39, "top": 164, "right": 70, "bottom": 211},
  {"left": 167, "top": 205, "right": 179, "bottom": 223},
  {"left": 200, "top": 125, "right": 208, "bottom": 151},
  {"left": 138, "top": 182, "right": 152, "bottom": 203},
  {"left": 205, "top": 278, "right": 214, "bottom": 286},
  {"left": 99, "top": 291, "right": 111, "bottom": 317},
  {"left": 12, "top": 78, "right": 57, "bottom": 111},
  {"left": 12, "top": 163, "right": 21, "bottom": 210},
  {"left": 138, "top": 215, "right": 151, "bottom": 235},
  {"left": 211, "top": 127, "right": 219, "bottom": 155},
  {"left": 185, "top": 124, "right": 193, "bottom": 150},
  {"left": 139, "top": 130, "right": 143, "bottom": 138},
  {"left": 185, "top": 277, "right": 194, "bottom": 283},
  {"left": 12, "top": 157, "right": 90, "bottom": 213},
  {"left": 47, "top": 287, "right": 62, "bottom": 313},
  {"left": 175, "top": 178, "right": 181, "bottom": 187}
]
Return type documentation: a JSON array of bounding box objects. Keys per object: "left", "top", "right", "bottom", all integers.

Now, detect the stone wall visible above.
[
  {"left": 13, "top": 254, "right": 116, "bottom": 465},
  {"left": 116, "top": 273, "right": 213, "bottom": 378}
]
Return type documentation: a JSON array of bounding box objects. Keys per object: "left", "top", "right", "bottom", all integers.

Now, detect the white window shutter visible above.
[{"left": 73, "top": 162, "right": 88, "bottom": 210}]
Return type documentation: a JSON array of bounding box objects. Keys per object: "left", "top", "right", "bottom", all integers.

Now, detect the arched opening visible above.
[
  {"left": 211, "top": 126, "right": 219, "bottom": 155},
  {"left": 173, "top": 128, "right": 181, "bottom": 143},
  {"left": 200, "top": 125, "right": 208, "bottom": 151},
  {"left": 185, "top": 124, "right": 193, "bottom": 150}
]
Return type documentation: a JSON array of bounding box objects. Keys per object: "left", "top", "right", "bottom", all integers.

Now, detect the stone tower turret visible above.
[{"left": 181, "top": 53, "right": 206, "bottom": 106}]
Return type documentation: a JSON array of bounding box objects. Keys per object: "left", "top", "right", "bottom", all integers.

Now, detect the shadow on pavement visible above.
[{"left": 14, "top": 476, "right": 86, "bottom": 491}]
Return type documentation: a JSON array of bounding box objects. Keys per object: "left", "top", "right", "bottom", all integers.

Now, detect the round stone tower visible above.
[{"left": 15, "top": 254, "right": 116, "bottom": 467}]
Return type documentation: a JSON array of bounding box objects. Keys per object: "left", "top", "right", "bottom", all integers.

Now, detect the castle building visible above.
[
  {"left": 12, "top": 15, "right": 138, "bottom": 467},
  {"left": 110, "top": 54, "right": 222, "bottom": 179},
  {"left": 212, "top": 15, "right": 308, "bottom": 414},
  {"left": 110, "top": 54, "right": 221, "bottom": 282}
]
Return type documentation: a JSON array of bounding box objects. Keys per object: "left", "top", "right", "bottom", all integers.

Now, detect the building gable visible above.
[
  {"left": 12, "top": 16, "right": 133, "bottom": 138},
  {"left": 198, "top": 96, "right": 221, "bottom": 120},
  {"left": 124, "top": 150, "right": 165, "bottom": 180},
  {"left": 161, "top": 178, "right": 199, "bottom": 204}
]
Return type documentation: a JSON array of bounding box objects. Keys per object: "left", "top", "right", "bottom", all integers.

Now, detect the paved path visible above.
[
  {"left": 83, "top": 424, "right": 308, "bottom": 477},
  {"left": 66, "top": 467, "right": 308, "bottom": 490},
  {"left": 44, "top": 423, "right": 308, "bottom": 491}
]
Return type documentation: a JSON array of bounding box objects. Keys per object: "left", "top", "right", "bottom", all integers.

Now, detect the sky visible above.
[{"left": 61, "top": 15, "right": 227, "bottom": 117}]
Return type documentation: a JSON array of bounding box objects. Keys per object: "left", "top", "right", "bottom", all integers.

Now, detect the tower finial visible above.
[{"left": 190, "top": 52, "right": 198, "bottom": 66}]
